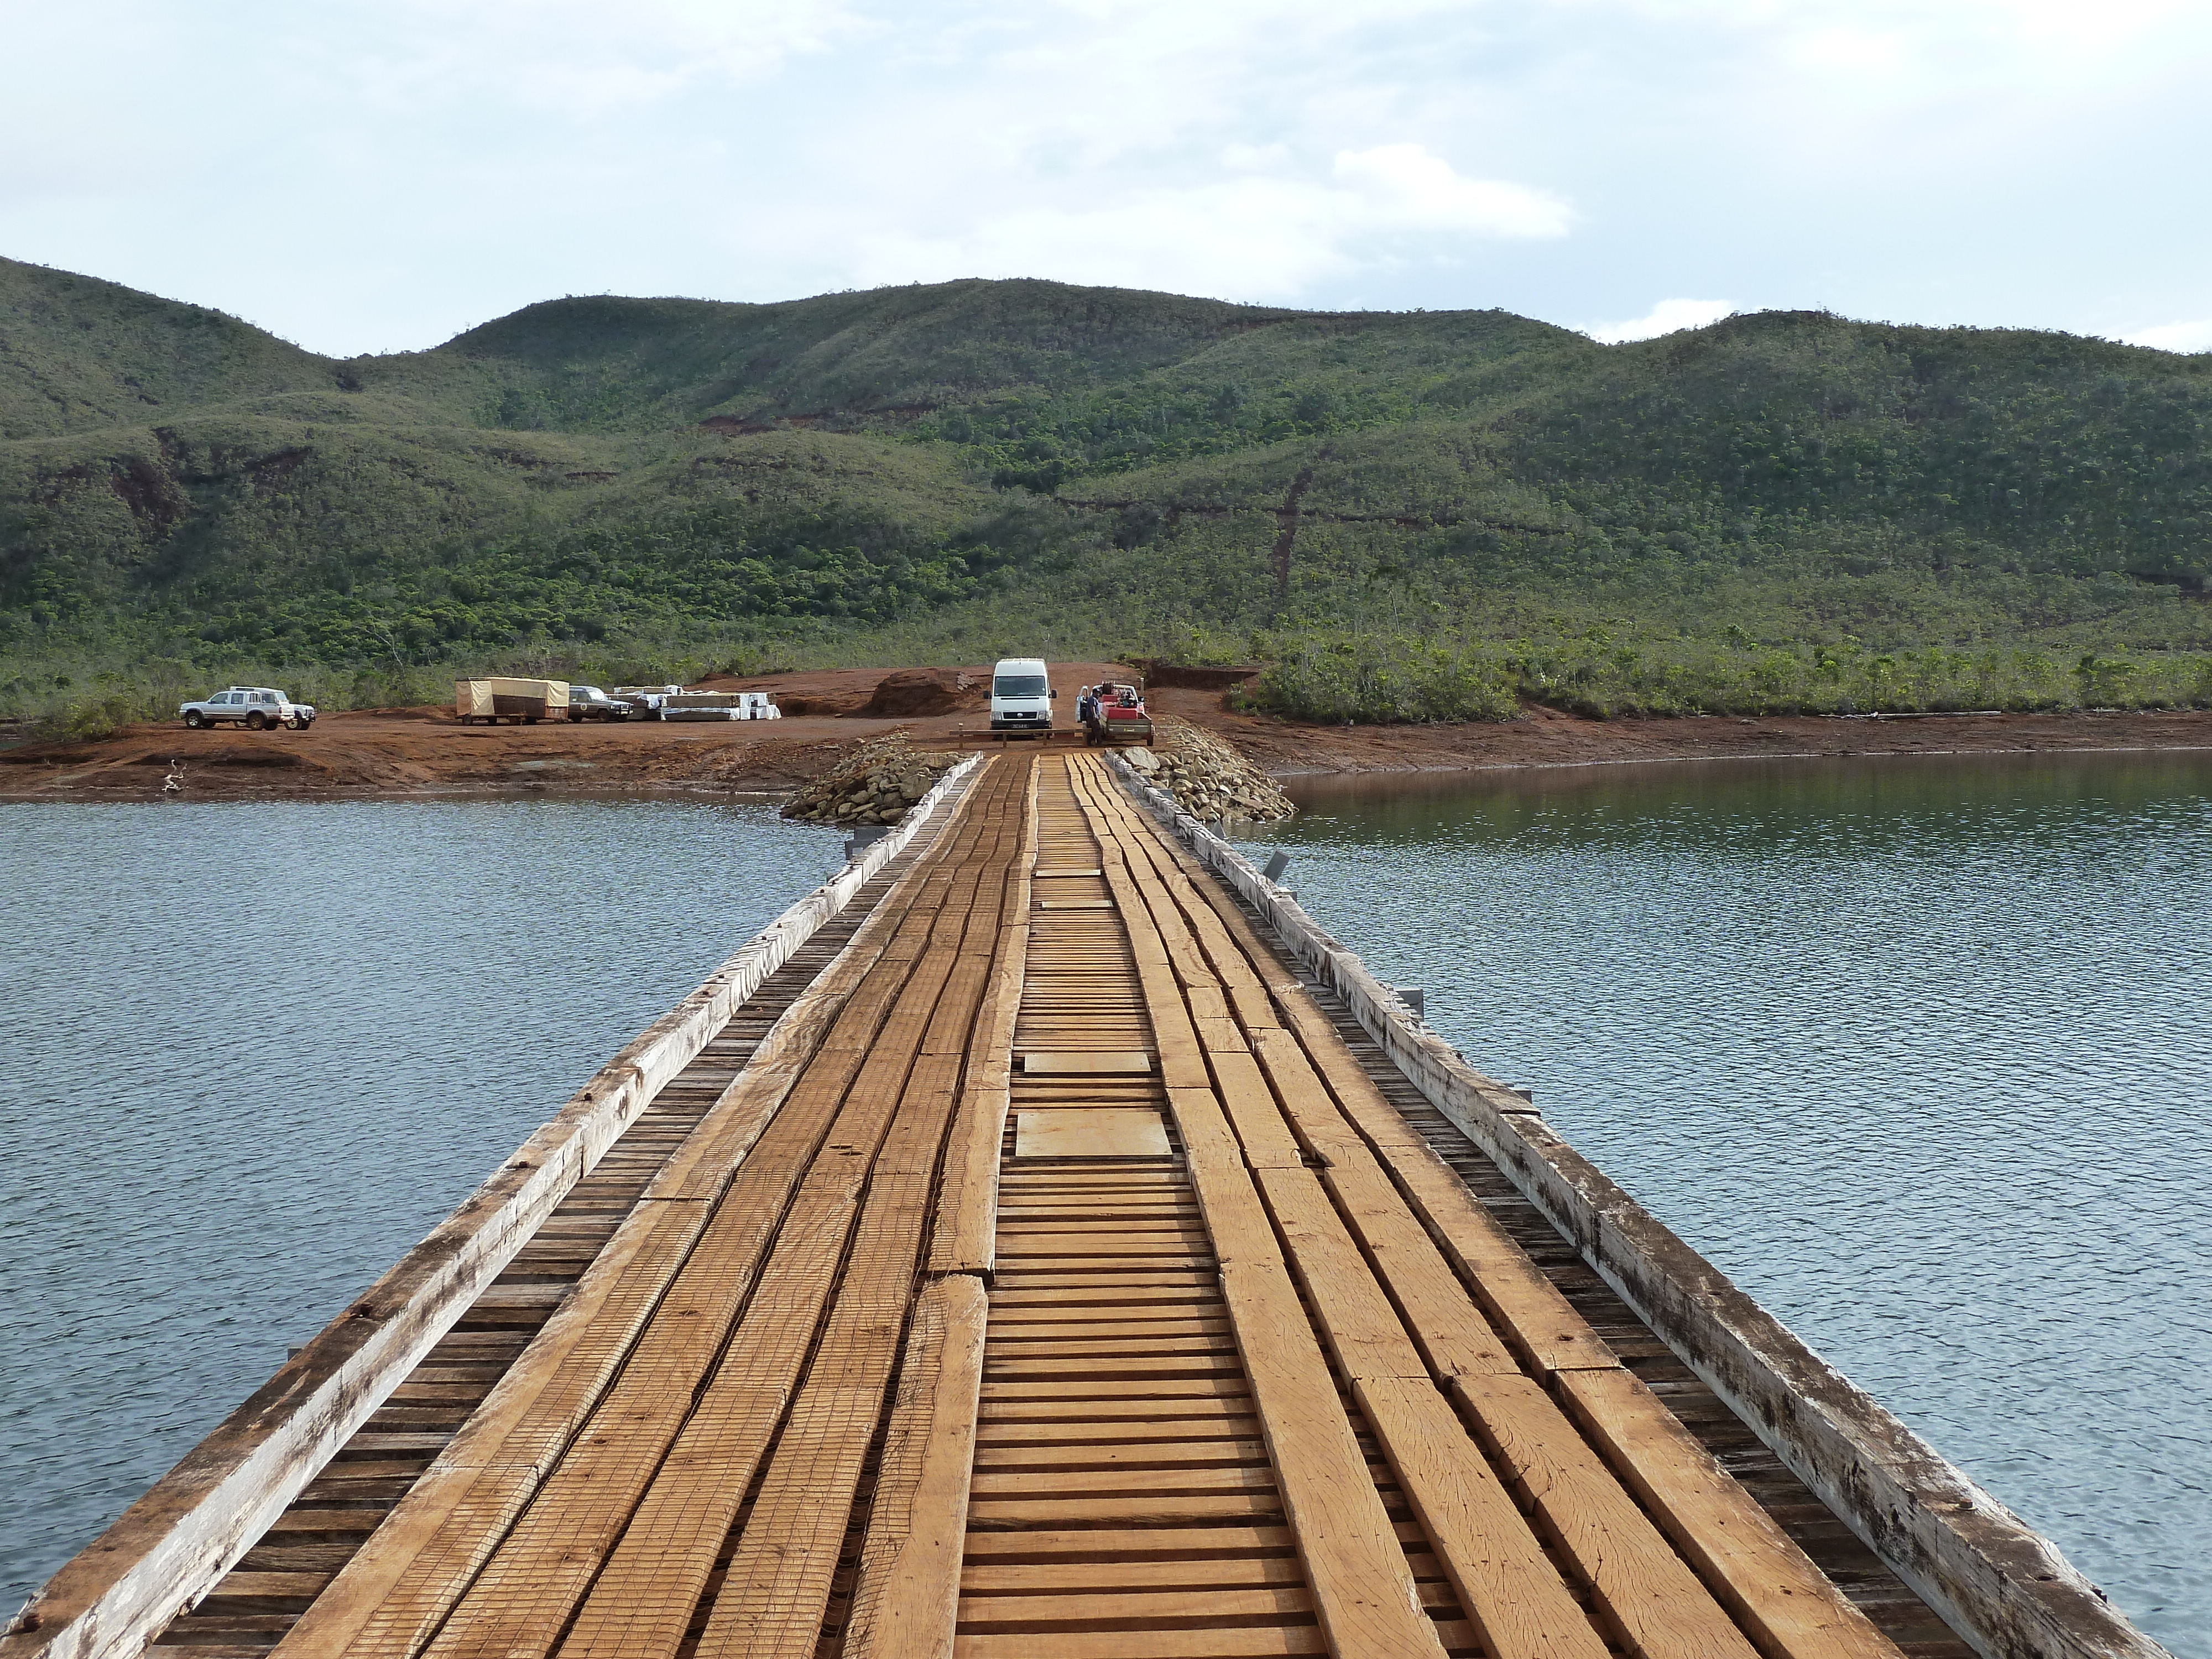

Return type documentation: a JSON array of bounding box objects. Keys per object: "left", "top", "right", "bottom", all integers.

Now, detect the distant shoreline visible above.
[{"left": 6, "top": 662, "right": 2210, "bottom": 804}]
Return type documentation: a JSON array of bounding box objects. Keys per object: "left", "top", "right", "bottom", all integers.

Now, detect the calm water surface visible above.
[
  {"left": 0, "top": 798, "right": 838, "bottom": 1614},
  {"left": 1243, "top": 752, "right": 2212, "bottom": 1653},
  {"left": 5, "top": 759, "right": 2208, "bottom": 1650}
]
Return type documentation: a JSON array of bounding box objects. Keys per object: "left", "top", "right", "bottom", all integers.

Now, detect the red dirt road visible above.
[{"left": 5, "top": 662, "right": 2209, "bottom": 802}]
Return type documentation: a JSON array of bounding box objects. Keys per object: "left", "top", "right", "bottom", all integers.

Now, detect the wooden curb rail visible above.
[
  {"left": 1083, "top": 762, "right": 1896, "bottom": 1659},
  {"left": 1102, "top": 752, "right": 2174, "bottom": 1659},
  {"left": 0, "top": 758, "right": 983, "bottom": 1659}
]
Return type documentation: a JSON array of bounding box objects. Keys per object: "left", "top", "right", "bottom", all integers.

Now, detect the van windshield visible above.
[{"left": 994, "top": 675, "right": 1048, "bottom": 697}]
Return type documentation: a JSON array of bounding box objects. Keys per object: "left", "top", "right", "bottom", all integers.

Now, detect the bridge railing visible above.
[
  {"left": 1106, "top": 752, "right": 2172, "bottom": 1659},
  {"left": 2, "top": 758, "right": 983, "bottom": 1659}
]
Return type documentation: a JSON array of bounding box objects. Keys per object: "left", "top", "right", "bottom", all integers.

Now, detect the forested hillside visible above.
[{"left": 4, "top": 255, "right": 2208, "bottom": 727}]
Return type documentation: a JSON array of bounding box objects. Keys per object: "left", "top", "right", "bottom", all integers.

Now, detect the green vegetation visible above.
[
  {"left": 4, "top": 254, "right": 2209, "bottom": 732},
  {"left": 1240, "top": 628, "right": 2212, "bottom": 723}
]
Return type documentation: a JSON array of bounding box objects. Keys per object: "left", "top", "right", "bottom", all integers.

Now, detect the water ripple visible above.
[
  {"left": 1258, "top": 752, "right": 2212, "bottom": 1655},
  {"left": 0, "top": 797, "right": 839, "bottom": 1613}
]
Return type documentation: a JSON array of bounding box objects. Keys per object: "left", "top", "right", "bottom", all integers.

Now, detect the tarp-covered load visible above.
[{"left": 457, "top": 677, "right": 571, "bottom": 724}]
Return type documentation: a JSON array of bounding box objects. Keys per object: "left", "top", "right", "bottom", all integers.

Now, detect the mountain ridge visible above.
[{"left": 4, "top": 254, "right": 2209, "bottom": 726}]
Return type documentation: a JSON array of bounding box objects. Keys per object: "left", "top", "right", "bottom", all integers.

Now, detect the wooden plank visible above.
[
  {"left": 975, "top": 1439, "right": 1267, "bottom": 1470},
  {"left": 1021, "top": 1051, "right": 1155, "bottom": 1074},
  {"left": 988, "top": 1315, "right": 1231, "bottom": 1339},
  {"left": 1065, "top": 757, "right": 1449, "bottom": 1659},
  {"left": 202, "top": 1571, "right": 330, "bottom": 1601},
  {"left": 963, "top": 1556, "right": 1303, "bottom": 1592},
  {"left": 979, "top": 1402, "right": 1255, "bottom": 1426},
  {"left": 1555, "top": 1368, "right": 1905, "bottom": 1659},
  {"left": 1232, "top": 1162, "right": 1606, "bottom": 1659},
  {"left": 966, "top": 1494, "right": 1285, "bottom": 1528},
  {"left": 843, "top": 1276, "right": 990, "bottom": 1659},
  {"left": 973, "top": 1469, "right": 1276, "bottom": 1504},
  {"left": 1303, "top": 1136, "right": 1523, "bottom": 1381},
  {"left": 274, "top": 808, "right": 979, "bottom": 1659},
  {"left": 1112, "top": 766, "right": 2054, "bottom": 1659},
  {"left": 7, "top": 761, "right": 989, "bottom": 1659},
  {"left": 960, "top": 1525, "right": 1299, "bottom": 1559},
  {"left": 954, "top": 1627, "right": 1327, "bottom": 1659},
  {"left": 690, "top": 879, "right": 1018, "bottom": 1659},
  {"left": 930, "top": 754, "right": 1038, "bottom": 1276},
  {"left": 1084, "top": 765, "right": 1770, "bottom": 1659},
  {"left": 956, "top": 1584, "right": 1315, "bottom": 1625},
  {"left": 1105, "top": 820, "right": 1918, "bottom": 1646},
  {"left": 1013, "top": 1110, "right": 1173, "bottom": 1159},
  {"left": 977, "top": 1422, "right": 1260, "bottom": 1449},
  {"left": 1106, "top": 829, "right": 1527, "bottom": 1387},
  {"left": 1124, "top": 809, "right": 1619, "bottom": 1377},
  {"left": 560, "top": 795, "right": 1020, "bottom": 1659},
  {"left": 403, "top": 793, "right": 1013, "bottom": 1659},
  {"left": 1454, "top": 1371, "right": 1762, "bottom": 1659}
]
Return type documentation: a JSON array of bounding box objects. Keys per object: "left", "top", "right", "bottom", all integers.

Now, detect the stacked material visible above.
[
  {"left": 455, "top": 677, "right": 569, "bottom": 723},
  {"left": 1120, "top": 714, "right": 1294, "bottom": 822},
  {"left": 660, "top": 691, "right": 781, "bottom": 721},
  {"left": 781, "top": 732, "right": 967, "bottom": 825}
]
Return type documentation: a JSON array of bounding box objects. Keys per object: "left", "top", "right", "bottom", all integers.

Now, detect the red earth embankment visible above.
[{"left": 5, "top": 661, "right": 2208, "bottom": 801}]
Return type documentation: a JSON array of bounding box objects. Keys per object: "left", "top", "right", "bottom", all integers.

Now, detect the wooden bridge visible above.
[{"left": 4, "top": 753, "right": 2167, "bottom": 1659}]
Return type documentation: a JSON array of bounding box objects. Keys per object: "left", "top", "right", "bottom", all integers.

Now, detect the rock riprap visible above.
[
  {"left": 1118, "top": 716, "right": 1293, "bottom": 823},
  {"left": 781, "top": 732, "right": 966, "bottom": 826}
]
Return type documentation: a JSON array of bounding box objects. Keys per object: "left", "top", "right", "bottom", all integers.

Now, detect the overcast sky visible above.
[{"left": 3, "top": 0, "right": 2208, "bottom": 358}]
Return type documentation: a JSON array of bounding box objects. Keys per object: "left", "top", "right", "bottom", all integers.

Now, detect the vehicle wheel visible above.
[
  {"left": 246, "top": 711, "right": 269, "bottom": 731},
  {"left": 568, "top": 710, "right": 583, "bottom": 722},
  {"left": 185, "top": 709, "right": 206, "bottom": 729},
  {"left": 525, "top": 716, "right": 539, "bottom": 725}
]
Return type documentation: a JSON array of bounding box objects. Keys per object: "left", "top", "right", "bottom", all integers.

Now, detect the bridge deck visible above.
[{"left": 106, "top": 750, "right": 1977, "bottom": 1659}]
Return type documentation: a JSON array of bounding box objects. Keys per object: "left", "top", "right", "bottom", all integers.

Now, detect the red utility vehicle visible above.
[{"left": 1079, "top": 682, "right": 1154, "bottom": 746}]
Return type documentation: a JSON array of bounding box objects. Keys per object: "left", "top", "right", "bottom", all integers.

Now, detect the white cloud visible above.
[
  {"left": 346, "top": 0, "right": 867, "bottom": 115},
  {"left": 1584, "top": 299, "right": 1736, "bottom": 343},
  {"left": 6, "top": 0, "right": 2212, "bottom": 352},
  {"left": 842, "top": 148, "right": 1569, "bottom": 301},
  {"left": 2124, "top": 320, "right": 2212, "bottom": 354},
  {"left": 1331, "top": 145, "right": 1573, "bottom": 239}
]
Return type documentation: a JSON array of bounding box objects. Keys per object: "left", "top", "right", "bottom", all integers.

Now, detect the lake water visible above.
[
  {"left": 0, "top": 797, "right": 839, "bottom": 1616},
  {"left": 3, "top": 758, "right": 2206, "bottom": 1653},
  {"left": 1241, "top": 752, "right": 2212, "bottom": 1654}
]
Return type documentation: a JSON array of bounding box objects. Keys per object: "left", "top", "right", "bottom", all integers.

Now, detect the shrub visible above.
[{"left": 1241, "top": 633, "right": 1519, "bottom": 723}]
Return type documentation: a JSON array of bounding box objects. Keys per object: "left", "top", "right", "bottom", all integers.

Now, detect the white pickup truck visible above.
[{"left": 180, "top": 686, "right": 316, "bottom": 731}]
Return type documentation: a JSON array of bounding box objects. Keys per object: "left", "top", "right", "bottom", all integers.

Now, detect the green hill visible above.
[{"left": 4, "top": 255, "right": 2209, "bottom": 728}]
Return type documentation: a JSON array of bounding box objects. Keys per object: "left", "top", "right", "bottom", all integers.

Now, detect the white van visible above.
[{"left": 990, "top": 658, "right": 1055, "bottom": 736}]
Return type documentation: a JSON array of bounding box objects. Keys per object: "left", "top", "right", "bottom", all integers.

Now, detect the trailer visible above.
[
  {"left": 1079, "top": 681, "right": 1154, "bottom": 745},
  {"left": 456, "top": 677, "right": 571, "bottom": 725}
]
